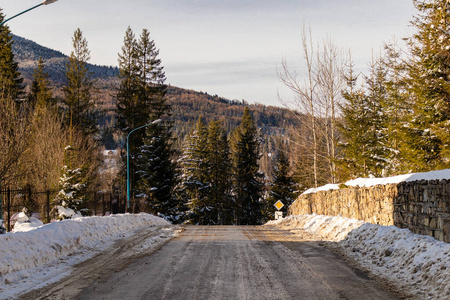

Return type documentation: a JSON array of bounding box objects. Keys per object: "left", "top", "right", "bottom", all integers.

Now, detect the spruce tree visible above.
[
  {"left": 205, "top": 120, "right": 233, "bottom": 224},
  {"left": 135, "top": 122, "right": 177, "bottom": 219},
  {"left": 28, "top": 57, "right": 54, "bottom": 109},
  {"left": 231, "top": 107, "right": 264, "bottom": 225},
  {"left": 63, "top": 28, "right": 98, "bottom": 136},
  {"left": 124, "top": 28, "right": 177, "bottom": 217},
  {"left": 401, "top": 0, "right": 450, "bottom": 171},
  {"left": 179, "top": 117, "right": 209, "bottom": 224},
  {"left": 52, "top": 144, "right": 88, "bottom": 219},
  {"left": 364, "top": 55, "right": 389, "bottom": 176},
  {"left": 382, "top": 41, "right": 408, "bottom": 175},
  {"left": 116, "top": 27, "right": 145, "bottom": 144},
  {"left": 136, "top": 29, "right": 168, "bottom": 120},
  {"left": 265, "top": 145, "right": 295, "bottom": 221},
  {"left": 0, "top": 11, "right": 23, "bottom": 102},
  {"left": 339, "top": 58, "right": 386, "bottom": 178}
]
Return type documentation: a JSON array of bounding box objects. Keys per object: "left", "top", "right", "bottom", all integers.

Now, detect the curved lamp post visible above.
[
  {"left": 126, "top": 119, "right": 162, "bottom": 211},
  {"left": 0, "top": 0, "right": 59, "bottom": 26}
]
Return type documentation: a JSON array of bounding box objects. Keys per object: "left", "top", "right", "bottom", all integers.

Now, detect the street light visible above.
[
  {"left": 0, "top": 0, "right": 59, "bottom": 26},
  {"left": 126, "top": 119, "right": 162, "bottom": 211}
]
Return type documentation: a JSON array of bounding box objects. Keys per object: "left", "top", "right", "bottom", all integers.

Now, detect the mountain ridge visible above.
[{"left": 11, "top": 34, "right": 300, "bottom": 147}]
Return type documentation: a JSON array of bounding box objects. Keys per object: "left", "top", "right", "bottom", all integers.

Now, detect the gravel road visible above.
[{"left": 21, "top": 225, "right": 401, "bottom": 300}]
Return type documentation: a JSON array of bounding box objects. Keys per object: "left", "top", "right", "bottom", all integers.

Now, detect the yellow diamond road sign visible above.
[{"left": 274, "top": 200, "right": 284, "bottom": 211}]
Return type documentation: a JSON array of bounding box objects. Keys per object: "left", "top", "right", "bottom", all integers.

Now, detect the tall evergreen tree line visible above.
[
  {"left": 339, "top": 0, "right": 450, "bottom": 178},
  {"left": 1, "top": 9, "right": 296, "bottom": 225},
  {"left": 179, "top": 108, "right": 294, "bottom": 225}
]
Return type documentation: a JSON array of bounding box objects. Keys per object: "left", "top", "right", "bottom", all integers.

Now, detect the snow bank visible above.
[
  {"left": 270, "top": 214, "right": 450, "bottom": 300},
  {"left": 0, "top": 213, "right": 169, "bottom": 288},
  {"left": 11, "top": 217, "right": 43, "bottom": 233}
]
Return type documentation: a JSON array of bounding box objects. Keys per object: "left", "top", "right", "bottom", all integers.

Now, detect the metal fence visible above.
[{"left": 0, "top": 187, "right": 127, "bottom": 232}]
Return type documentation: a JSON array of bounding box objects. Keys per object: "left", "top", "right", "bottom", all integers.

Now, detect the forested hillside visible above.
[
  {"left": 12, "top": 34, "right": 300, "bottom": 145},
  {"left": 12, "top": 35, "right": 119, "bottom": 87}
]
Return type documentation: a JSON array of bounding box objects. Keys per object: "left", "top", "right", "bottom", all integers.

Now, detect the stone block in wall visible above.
[{"left": 429, "top": 218, "right": 437, "bottom": 228}]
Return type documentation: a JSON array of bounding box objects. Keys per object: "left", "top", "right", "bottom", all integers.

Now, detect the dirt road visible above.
[{"left": 21, "top": 225, "right": 401, "bottom": 299}]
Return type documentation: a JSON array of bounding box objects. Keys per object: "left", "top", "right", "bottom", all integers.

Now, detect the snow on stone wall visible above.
[{"left": 289, "top": 177, "right": 450, "bottom": 243}]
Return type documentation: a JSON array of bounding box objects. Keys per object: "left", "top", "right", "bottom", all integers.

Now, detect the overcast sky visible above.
[{"left": 1, "top": 0, "right": 416, "bottom": 107}]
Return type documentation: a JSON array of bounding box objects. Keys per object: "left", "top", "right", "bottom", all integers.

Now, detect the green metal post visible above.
[
  {"left": 0, "top": 4, "right": 43, "bottom": 26},
  {"left": 126, "top": 119, "right": 161, "bottom": 211},
  {"left": 0, "top": 1, "right": 59, "bottom": 26}
]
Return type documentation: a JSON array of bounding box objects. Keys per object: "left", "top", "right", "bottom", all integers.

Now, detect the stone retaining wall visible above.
[{"left": 288, "top": 180, "right": 450, "bottom": 243}]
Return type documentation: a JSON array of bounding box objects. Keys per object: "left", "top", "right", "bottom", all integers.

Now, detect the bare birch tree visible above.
[
  {"left": 278, "top": 26, "right": 345, "bottom": 188},
  {"left": 278, "top": 25, "right": 319, "bottom": 188},
  {"left": 316, "top": 38, "right": 345, "bottom": 183}
]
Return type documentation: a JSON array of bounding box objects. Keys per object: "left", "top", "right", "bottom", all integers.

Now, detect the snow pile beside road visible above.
[
  {"left": 271, "top": 214, "right": 450, "bottom": 300},
  {"left": 0, "top": 213, "right": 170, "bottom": 288}
]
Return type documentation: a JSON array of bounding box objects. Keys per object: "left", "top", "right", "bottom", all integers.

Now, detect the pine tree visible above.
[
  {"left": 0, "top": 11, "right": 23, "bottom": 103},
  {"left": 62, "top": 28, "right": 98, "bottom": 136},
  {"left": 231, "top": 107, "right": 264, "bottom": 225},
  {"left": 265, "top": 145, "right": 295, "bottom": 222}
]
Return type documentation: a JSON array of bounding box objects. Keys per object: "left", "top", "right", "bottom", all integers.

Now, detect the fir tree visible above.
[
  {"left": 231, "top": 107, "right": 264, "bottom": 225},
  {"left": 62, "top": 28, "right": 98, "bottom": 136}
]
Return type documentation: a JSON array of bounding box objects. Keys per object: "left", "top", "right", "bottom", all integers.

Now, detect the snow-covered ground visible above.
[
  {"left": 1, "top": 210, "right": 449, "bottom": 299},
  {"left": 0, "top": 213, "right": 177, "bottom": 299},
  {"left": 269, "top": 214, "right": 450, "bottom": 300}
]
